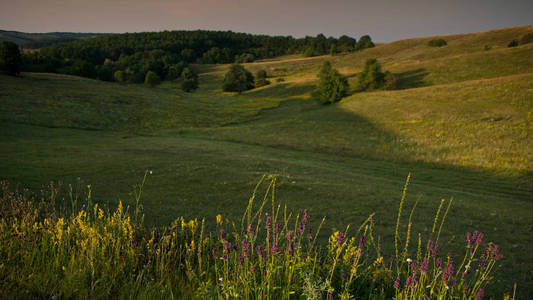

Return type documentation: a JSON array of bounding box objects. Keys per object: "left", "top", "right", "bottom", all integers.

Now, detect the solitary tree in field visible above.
[
  {"left": 315, "top": 61, "right": 349, "bottom": 104},
  {"left": 181, "top": 67, "right": 199, "bottom": 92},
  {"left": 144, "top": 71, "right": 161, "bottom": 87},
  {"left": 223, "top": 64, "right": 254, "bottom": 93},
  {"left": 0, "top": 41, "right": 23, "bottom": 75},
  {"left": 255, "top": 69, "right": 270, "bottom": 87}
]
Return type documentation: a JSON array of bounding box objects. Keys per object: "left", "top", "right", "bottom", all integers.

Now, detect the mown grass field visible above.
[{"left": 1, "top": 25, "right": 532, "bottom": 297}]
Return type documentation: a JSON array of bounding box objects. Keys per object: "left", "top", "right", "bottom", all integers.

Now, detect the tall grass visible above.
[{"left": 0, "top": 174, "right": 511, "bottom": 299}]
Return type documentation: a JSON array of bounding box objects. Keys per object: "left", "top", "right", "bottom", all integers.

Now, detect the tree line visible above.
[{"left": 18, "top": 30, "right": 374, "bottom": 89}]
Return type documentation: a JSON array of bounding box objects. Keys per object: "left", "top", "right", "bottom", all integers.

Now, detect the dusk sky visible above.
[{"left": 1, "top": 0, "right": 532, "bottom": 42}]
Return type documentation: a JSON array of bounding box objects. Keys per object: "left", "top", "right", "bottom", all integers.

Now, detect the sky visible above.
[{"left": 1, "top": 0, "right": 532, "bottom": 42}]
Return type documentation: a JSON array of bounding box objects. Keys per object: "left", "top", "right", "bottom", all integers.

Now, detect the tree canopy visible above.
[
  {"left": 181, "top": 67, "right": 199, "bottom": 92},
  {"left": 0, "top": 41, "right": 23, "bottom": 75},
  {"left": 223, "top": 64, "right": 255, "bottom": 93},
  {"left": 315, "top": 61, "right": 349, "bottom": 104}
]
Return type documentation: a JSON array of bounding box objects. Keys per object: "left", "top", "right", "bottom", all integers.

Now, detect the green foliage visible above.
[
  {"left": 97, "top": 64, "right": 114, "bottom": 81},
  {"left": 180, "top": 67, "right": 199, "bottom": 92},
  {"left": 166, "top": 62, "right": 186, "bottom": 81},
  {"left": 519, "top": 33, "right": 533, "bottom": 45},
  {"left": 356, "top": 58, "right": 386, "bottom": 90},
  {"left": 428, "top": 39, "right": 447, "bottom": 47},
  {"left": 72, "top": 60, "right": 96, "bottom": 78},
  {"left": 354, "top": 35, "right": 375, "bottom": 51},
  {"left": 383, "top": 71, "right": 399, "bottom": 90},
  {"left": 144, "top": 71, "right": 161, "bottom": 87},
  {"left": 507, "top": 40, "right": 519, "bottom": 47},
  {"left": 329, "top": 44, "right": 338, "bottom": 56},
  {"left": 303, "top": 47, "right": 316, "bottom": 57},
  {"left": 234, "top": 53, "right": 255, "bottom": 63},
  {"left": 315, "top": 61, "right": 349, "bottom": 104},
  {"left": 113, "top": 70, "right": 125, "bottom": 83},
  {"left": 0, "top": 41, "right": 23, "bottom": 75},
  {"left": 254, "top": 69, "right": 270, "bottom": 87},
  {"left": 222, "top": 64, "right": 254, "bottom": 93}
]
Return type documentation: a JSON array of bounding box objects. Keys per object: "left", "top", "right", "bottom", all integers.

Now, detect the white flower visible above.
[
  {"left": 219, "top": 277, "right": 223, "bottom": 281},
  {"left": 406, "top": 258, "right": 412, "bottom": 263}
]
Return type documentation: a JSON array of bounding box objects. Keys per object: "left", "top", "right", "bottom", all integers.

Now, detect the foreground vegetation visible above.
[{"left": 0, "top": 175, "right": 511, "bottom": 299}]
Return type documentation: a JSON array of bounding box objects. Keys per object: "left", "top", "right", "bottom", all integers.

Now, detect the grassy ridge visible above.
[{"left": 1, "top": 25, "right": 532, "bottom": 296}]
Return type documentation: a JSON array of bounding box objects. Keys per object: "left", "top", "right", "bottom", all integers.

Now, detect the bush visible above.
[
  {"left": 315, "top": 61, "right": 349, "bottom": 104},
  {"left": 222, "top": 64, "right": 254, "bottom": 93},
  {"left": 180, "top": 67, "right": 199, "bottom": 92},
  {"left": 519, "top": 33, "right": 533, "bottom": 45},
  {"left": 507, "top": 40, "right": 519, "bottom": 47},
  {"left": 114, "top": 70, "right": 126, "bottom": 83},
  {"left": 235, "top": 53, "right": 255, "bottom": 63},
  {"left": 166, "top": 62, "right": 185, "bottom": 81},
  {"left": 144, "top": 71, "right": 161, "bottom": 87},
  {"left": 72, "top": 60, "right": 97, "bottom": 78},
  {"left": 356, "top": 58, "right": 386, "bottom": 90},
  {"left": 354, "top": 35, "right": 375, "bottom": 51},
  {"left": 255, "top": 69, "right": 270, "bottom": 87},
  {"left": 384, "top": 71, "right": 399, "bottom": 90},
  {"left": 428, "top": 39, "right": 447, "bottom": 47},
  {"left": 0, "top": 41, "right": 23, "bottom": 75}
]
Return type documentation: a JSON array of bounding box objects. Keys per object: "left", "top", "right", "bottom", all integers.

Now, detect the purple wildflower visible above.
[
  {"left": 288, "top": 241, "right": 295, "bottom": 255},
  {"left": 307, "top": 227, "right": 313, "bottom": 241},
  {"left": 238, "top": 253, "right": 243, "bottom": 265},
  {"left": 406, "top": 276, "right": 412, "bottom": 287},
  {"left": 451, "top": 278, "right": 457, "bottom": 290},
  {"left": 478, "top": 258, "right": 487, "bottom": 269},
  {"left": 341, "top": 272, "right": 347, "bottom": 281},
  {"left": 265, "top": 216, "right": 272, "bottom": 231},
  {"left": 275, "top": 223, "right": 281, "bottom": 235},
  {"left": 410, "top": 259, "right": 417, "bottom": 274},
  {"left": 420, "top": 258, "right": 428, "bottom": 273},
  {"left": 487, "top": 242, "right": 503, "bottom": 260},
  {"left": 442, "top": 260, "right": 454, "bottom": 283},
  {"left": 219, "top": 229, "right": 226, "bottom": 240},
  {"left": 432, "top": 243, "right": 440, "bottom": 257},
  {"left": 337, "top": 232, "right": 345, "bottom": 247},
  {"left": 257, "top": 247, "right": 267, "bottom": 261},
  {"left": 251, "top": 265, "right": 257, "bottom": 274},
  {"left": 242, "top": 239, "right": 251, "bottom": 258},
  {"left": 328, "top": 293, "right": 333, "bottom": 300},
  {"left": 287, "top": 231, "right": 294, "bottom": 243},
  {"left": 247, "top": 224, "right": 254, "bottom": 237},
  {"left": 359, "top": 235, "right": 367, "bottom": 249},
  {"left": 475, "top": 288, "right": 485, "bottom": 300},
  {"left": 436, "top": 258, "right": 442, "bottom": 269},
  {"left": 394, "top": 277, "right": 401, "bottom": 290}
]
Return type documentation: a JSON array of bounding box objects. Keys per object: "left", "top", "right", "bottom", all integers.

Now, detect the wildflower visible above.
[
  {"left": 251, "top": 265, "right": 257, "bottom": 274},
  {"left": 149, "top": 170, "right": 153, "bottom": 174},
  {"left": 394, "top": 277, "right": 401, "bottom": 290},
  {"left": 432, "top": 243, "right": 440, "bottom": 257},
  {"left": 410, "top": 259, "right": 417, "bottom": 274},
  {"left": 406, "top": 258, "right": 412, "bottom": 263},
  {"left": 275, "top": 223, "right": 281, "bottom": 235},
  {"left": 337, "top": 232, "right": 345, "bottom": 247},
  {"left": 219, "top": 229, "right": 226, "bottom": 240},
  {"left": 286, "top": 231, "right": 294, "bottom": 243},
  {"left": 406, "top": 276, "right": 412, "bottom": 287},
  {"left": 442, "top": 260, "right": 454, "bottom": 283},
  {"left": 216, "top": 214, "right": 222, "bottom": 225},
  {"left": 247, "top": 224, "right": 254, "bottom": 237},
  {"left": 478, "top": 258, "right": 487, "bottom": 269},
  {"left": 223, "top": 241, "right": 231, "bottom": 253},
  {"left": 257, "top": 247, "right": 267, "bottom": 261},
  {"left": 307, "top": 227, "right": 313, "bottom": 241},
  {"left": 328, "top": 293, "right": 333, "bottom": 300},
  {"left": 238, "top": 253, "right": 244, "bottom": 265},
  {"left": 486, "top": 242, "right": 503, "bottom": 260},
  {"left": 341, "top": 272, "right": 347, "bottom": 281},
  {"left": 436, "top": 258, "right": 442, "bottom": 269},
  {"left": 420, "top": 258, "right": 428, "bottom": 273},
  {"left": 475, "top": 288, "right": 485, "bottom": 300},
  {"left": 358, "top": 235, "right": 366, "bottom": 249},
  {"left": 265, "top": 216, "right": 272, "bottom": 231},
  {"left": 242, "top": 239, "right": 251, "bottom": 258}
]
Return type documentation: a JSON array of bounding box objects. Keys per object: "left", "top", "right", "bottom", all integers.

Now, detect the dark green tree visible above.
[
  {"left": 508, "top": 40, "right": 519, "bottom": 47},
  {"left": 72, "top": 60, "right": 96, "bottom": 78},
  {"left": 166, "top": 62, "right": 185, "bottom": 80},
  {"left": 315, "top": 61, "right": 349, "bottom": 104},
  {"left": 255, "top": 69, "right": 270, "bottom": 87},
  {"left": 144, "top": 71, "right": 161, "bottom": 87},
  {"left": 428, "top": 39, "right": 447, "bottom": 47},
  {"left": 356, "top": 58, "right": 385, "bottom": 90},
  {"left": 181, "top": 67, "right": 199, "bottom": 92},
  {"left": 222, "top": 64, "right": 254, "bottom": 93},
  {"left": 0, "top": 41, "right": 23, "bottom": 75},
  {"left": 330, "top": 44, "right": 338, "bottom": 56},
  {"left": 355, "top": 35, "right": 375, "bottom": 51}
]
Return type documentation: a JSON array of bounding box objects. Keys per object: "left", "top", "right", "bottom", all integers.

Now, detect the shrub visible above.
[
  {"left": 428, "top": 39, "right": 447, "bottom": 47},
  {"left": 354, "top": 35, "right": 375, "bottom": 51},
  {"left": 166, "top": 62, "right": 185, "bottom": 81},
  {"left": 507, "top": 40, "right": 519, "bottom": 47},
  {"left": 384, "top": 71, "right": 399, "bottom": 90},
  {"left": 356, "top": 58, "right": 386, "bottom": 90},
  {"left": 180, "top": 67, "right": 199, "bottom": 92},
  {"left": 235, "top": 53, "right": 255, "bottom": 63},
  {"left": 519, "top": 33, "right": 533, "bottom": 45},
  {"left": 144, "top": 71, "right": 161, "bottom": 87},
  {"left": 222, "top": 64, "right": 254, "bottom": 93},
  {"left": 113, "top": 70, "right": 126, "bottom": 83},
  {"left": 255, "top": 69, "right": 270, "bottom": 87},
  {"left": 315, "top": 61, "right": 349, "bottom": 104},
  {"left": 0, "top": 41, "right": 23, "bottom": 75}
]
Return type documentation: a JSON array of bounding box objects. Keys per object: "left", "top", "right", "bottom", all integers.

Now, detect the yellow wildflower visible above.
[{"left": 216, "top": 214, "right": 222, "bottom": 225}]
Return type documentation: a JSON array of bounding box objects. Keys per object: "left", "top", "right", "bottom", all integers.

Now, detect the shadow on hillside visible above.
[
  {"left": 396, "top": 68, "right": 429, "bottom": 89},
  {"left": 244, "top": 82, "right": 315, "bottom": 100}
]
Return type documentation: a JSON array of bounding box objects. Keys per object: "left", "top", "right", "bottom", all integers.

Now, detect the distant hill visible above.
[{"left": 0, "top": 30, "right": 110, "bottom": 49}]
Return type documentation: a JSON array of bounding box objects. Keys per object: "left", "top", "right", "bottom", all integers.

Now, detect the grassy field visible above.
[{"left": 1, "top": 26, "right": 532, "bottom": 297}]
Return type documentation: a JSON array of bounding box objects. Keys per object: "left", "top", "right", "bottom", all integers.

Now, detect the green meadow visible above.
[{"left": 1, "top": 25, "right": 532, "bottom": 296}]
